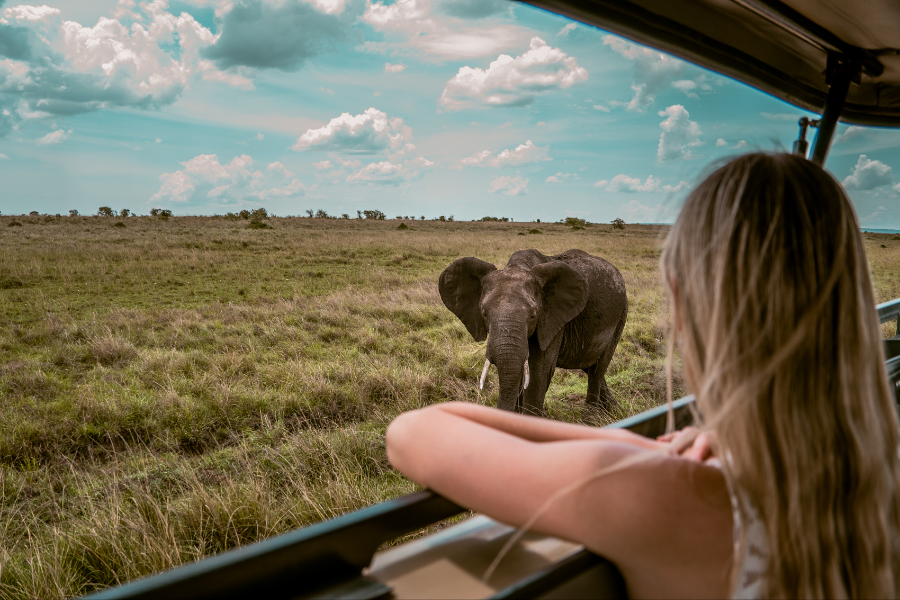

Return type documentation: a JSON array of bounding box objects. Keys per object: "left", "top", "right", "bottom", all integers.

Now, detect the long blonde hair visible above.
[{"left": 662, "top": 153, "right": 900, "bottom": 598}]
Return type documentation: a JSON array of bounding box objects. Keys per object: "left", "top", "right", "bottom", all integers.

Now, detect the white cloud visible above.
[
  {"left": 458, "top": 140, "right": 550, "bottom": 168},
  {"left": 346, "top": 155, "right": 435, "bottom": 185},
  {"left": 313, "top": 160, "right": 333, "bottom": 170},
  {"left": 716, "top": 138, "right": 727, "bottom": 147},
  {"left": 36, "top": 129, "right": 71, "bottom": 145},
  {"left": 617, "top": 199, "right": 679, "bottom": 223},
  {"left": 151, "top": 154, "right": 305, "bottom": 204},
  {"left": 760, "top": 112, "right": 801, "bottom": 121},
  {"left": 558, "top": 23, "right": 576, "bottom": 37},
  {"left": 843, "top": 155, "right": 893, "bottom": 190},
  {"left": 304, "top": 0, "right": 347, "bottom": 15},
  {"left": 545, "top": 171, "right": 576, "bottom": 183},
  {"left": 384, "top": 62, "right": 407, "bottom": 73},
  {"left": 603, "top": 36, "right": 708, "bottom": 111},
  {"left": 1, "top": 5, "right": 61, "bottom": 23},
  {"left": 834, "top": 126, "right": 866, "bottom": 145},
  {"left": 291, "top": 107, "right": 413, "bottom": 154},
  {"left": 657, "top": 105, "right": 702, "bottom": 162},
  {"left": 595, "top": 174, "right": 689, "bottom": 193},
  {"left": 439, "top": 37, "right": 588, "bottom": 110},
  {"left": 361, "top": 0, "right": 527, "bottom": 60},
  {"left": 318, "top": 87, "right": 335, "bottom": 95},
  {"left": 592, "top": 104, "right": 610, "bottom": 112},
  {"left": 488, "top": 174, "right": 528, "bottom": 195},
  {"left": 256, "top": 132, "right": 265, "bottom": 141},
  {"left": 197, "top": 60, "right": 255, "bottom": 89},
  {"left": 733, "top": 140, "right": 748, "bottom": 149},
  {"left": 155, "top": 138, "right": 162, "bottom": 143},
  {"left": 0, "top": 153, "right": 8, "bottom": 159}
]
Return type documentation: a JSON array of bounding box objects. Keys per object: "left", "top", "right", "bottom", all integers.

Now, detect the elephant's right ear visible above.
[{"left": 439, "top": 257, "right": 496, "bottom": 341}]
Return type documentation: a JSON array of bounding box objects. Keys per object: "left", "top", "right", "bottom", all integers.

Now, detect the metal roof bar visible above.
[{"left": 811, "top": 55, "right": 857, "bottom": 166}]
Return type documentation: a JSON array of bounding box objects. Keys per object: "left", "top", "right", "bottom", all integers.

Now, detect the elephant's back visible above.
[{"left": 550, "top": 250, "right": 626, "bottom": 299}]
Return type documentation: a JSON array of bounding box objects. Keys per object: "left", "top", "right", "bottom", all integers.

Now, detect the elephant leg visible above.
[
  {"left": 584, "top": 364, "right": 616, "bottom": 423},
  {"left": 521, "top": 332, "right": 563, "bottom": 416}
]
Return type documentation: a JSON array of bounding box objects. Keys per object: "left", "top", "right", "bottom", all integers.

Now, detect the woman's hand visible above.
[{"left": 658, "top": 427, "right": 716, "bottom": 462}]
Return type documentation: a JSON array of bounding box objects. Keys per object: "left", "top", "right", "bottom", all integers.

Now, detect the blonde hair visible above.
[{"left": 662, "top": 153, "right": 900, "bottom": 598}]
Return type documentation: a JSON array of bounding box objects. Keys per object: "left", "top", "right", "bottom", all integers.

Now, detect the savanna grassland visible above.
[{"left": 1, "top": 214, "right": 898, "bottom": 599}]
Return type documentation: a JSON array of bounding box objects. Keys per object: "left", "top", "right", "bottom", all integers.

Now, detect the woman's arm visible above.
[{"left": 412, "top": 401, "right": 667, "bottom": 449}]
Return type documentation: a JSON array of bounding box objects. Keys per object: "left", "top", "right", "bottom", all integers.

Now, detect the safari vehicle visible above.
[{"left": 88, "top": 0, "right": 900, "bottom": 598}]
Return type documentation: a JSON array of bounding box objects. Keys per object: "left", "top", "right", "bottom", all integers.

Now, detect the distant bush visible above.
[
  {"left": 119, "top": 209, "right": 131, "bottom": 218},
  {"left": 97, "top": 206, "right": 114, "bottom": 217},
  {"left": 150, "top": 208, "right": 173, "bottom": 220},
  {"left": 612, "top": 218, "right": 626, "bottom": 230},
  {"left": 437, "top": 216, "right": 446, "bottom": 222},
  {"left": 251, "top": 207, "right": 268, "bottom": 221},
  {"left": 315, "top": 209, "right": 330, "bottom": 219},
  {"left": 224, "top": 212, "right": 241, "bottom": 221},
  {"left": 397, "top": 223, "right": 409, "bottom": 230},
  {"left": 562, "top": 217, "right": 588, "bottom": 228},
  {"left": 528, "top": 229, "right": 542, "bottom": 234},
  {"left": 69, "top": 209, "right": 79, "bottom": 217},
  {"left": 420, "top": 216, "right": 425, "bottom": 220},
  {"left": 8, "top": 221, "right": 22, "bottom": 227},
  {"left": 248, "top": 221, "right": 273, "bottom": 229},
  {"left": 480, "top": 216, "right": 510, "bottom": 222},
  {"left": 114, "top": 222, "right": 126, "bottom": 228},
  {"left": 341, "top": 213, "right": 350, "bottom": 219},
  {"left": 363, "top": 209, "right": 386, "bottom": 220},
  {"left": 29, "top": 211, "right": 39, "bottom": 216}
]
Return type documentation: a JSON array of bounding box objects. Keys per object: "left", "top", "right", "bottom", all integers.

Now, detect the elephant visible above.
[{"left": 439, "top": 249, "right": 627, "bottom": 415}]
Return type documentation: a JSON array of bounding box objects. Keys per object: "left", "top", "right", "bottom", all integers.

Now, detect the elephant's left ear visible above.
[{"left": 533, "top": 262, "right": 588, "bottom": 351}]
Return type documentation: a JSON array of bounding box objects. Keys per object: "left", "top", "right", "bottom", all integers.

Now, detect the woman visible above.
[{"left": 386, "top": 153, "right": 900, "bottom": 598}]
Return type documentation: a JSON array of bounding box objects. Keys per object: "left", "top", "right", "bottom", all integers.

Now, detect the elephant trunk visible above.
[{"left": 487, "top": 318, "right": 530, "bottom": 411}]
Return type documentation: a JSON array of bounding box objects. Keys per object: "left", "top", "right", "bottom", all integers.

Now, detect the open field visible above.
[{"left": 1, "top": 214, "right": 898, "bottom": 599}]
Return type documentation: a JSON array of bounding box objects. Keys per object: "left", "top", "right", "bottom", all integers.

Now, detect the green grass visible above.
[{"left": 1, "top": 215, "right": 898, "bottom": 598}]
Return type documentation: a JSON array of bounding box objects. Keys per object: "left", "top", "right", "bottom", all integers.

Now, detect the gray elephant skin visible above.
[{"left": 439, "top": 249, "right": 628, "bottom": 414}]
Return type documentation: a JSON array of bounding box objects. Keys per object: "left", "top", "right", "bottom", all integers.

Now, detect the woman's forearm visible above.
[{"left": 424, "top": 402, "right": 663, "bottom": 449}]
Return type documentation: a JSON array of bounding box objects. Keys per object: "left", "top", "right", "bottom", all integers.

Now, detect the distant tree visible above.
[
  {"left": 341, "top": 213, "right": 350, "bottom": 219},
  {"left": 611, "top": 217, "right": 626, "bottom": 230},
  {"left": 363, "top": 209, "right": 385, "bottom": 220},
  {"left": 238, "top": 209, "right": 250, "bottom": 219},
  {"left": 306, "top": 209, "right": 314, "bottom": 218},
  {"left": 420, "top": 216, "right": 425, "bottom": 220},
  {"left": 357, "top": 210, "right": 363, "bottom": 219},
  {"left": 251, "top": 207, "right": 268, "bottom": 221},
  {"left": 69, "top": 209, "right": 79, "bottom": 216},
  {"left": 29, "top": 211, "right": 39, "bottom": 216},
  {"left": 438, "top": 215, "right": 446, "bottom": 222},
  {"left": 536, "top": 219, "right": 540, "bottom": 223},
  {"left": 447, "top": 215, "right": 455, "bottom": 222},
  {"left": 119, "top": 208, "right": 131, "bottom": 218},
  {"left": 97, "top": 206, "right": 114, "bottom": 217},
  {"left": 315, "top": 209, "right": 329, "bottom": 219},
  {"left": 150, "top": 208, "right": 172, "bottom": 220},
  {"left": 395, "top": 215, "right": 403, "bottom": 220}
]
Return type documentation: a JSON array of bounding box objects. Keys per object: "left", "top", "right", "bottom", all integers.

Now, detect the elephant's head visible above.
[{"left": 439, "top": 257, "right": 588, "bottom": 411}]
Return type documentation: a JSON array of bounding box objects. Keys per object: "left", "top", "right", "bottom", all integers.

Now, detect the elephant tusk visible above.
[
  {"left": 479, "top": 359, "right": 491, "bottom": 390},
  {"left": 523, "top": 359, "right": 530, "bottom": 390}
]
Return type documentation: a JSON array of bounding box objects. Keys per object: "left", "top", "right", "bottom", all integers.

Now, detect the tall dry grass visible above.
[{"left": 1, "top": 215, "right": 897, "bottom": 598}]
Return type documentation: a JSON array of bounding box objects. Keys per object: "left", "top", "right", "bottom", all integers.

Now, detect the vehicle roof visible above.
[{"left": 520, "top": 0, "right": 900, "bottom": 127}]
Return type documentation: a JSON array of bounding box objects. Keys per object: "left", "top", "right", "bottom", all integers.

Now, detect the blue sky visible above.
[{"left": 1, "top": 0, "right": 899, "bottom": 227}]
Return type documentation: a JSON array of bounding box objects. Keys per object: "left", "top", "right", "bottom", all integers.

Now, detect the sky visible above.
[{"left": 1, "top": 0, "right": 899, "bottom": 227}]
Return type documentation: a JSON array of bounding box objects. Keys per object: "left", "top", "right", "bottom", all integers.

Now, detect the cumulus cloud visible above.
[
  {"left": 546, "top": 171, "right": 576, "bottom": 183},
  {"left": 291, "top": 108, "right": 413, "bottom": 154},
  {"left": 488, "top": 174, "right": 528, "bottom": 195},
  {"left": 313, "top": 160, "right": 333, "bottom": 170},
  {"left": 384, "top": 62, "right": 407, "bottom": 72},
  {"left": 760, "top": 112, "right": 801, "bottom": 121},
  {"left": 458, "top": 140, "right": 550, "bottom": 168},
  {"left": 843, "top": 155, "right": 893, "bottom": 190},
  {"left": 592, "top": 104, "right": 610, "bottom": 112},
  {"left": 603, "top": 36, "right": 708, "bottom": 111},
  {"left": 594, "top": 174, "right": 689, "bottom": 193},
  {"left": 346, "top": 155, "right": 435, "bottom": 185},
  {"left": 0, "top": 1, "right": 250, "bottom": 138},
  {"left": 657, "top": 105, "right": 702, "bottom": 162},
  {"left": 733, "top": 140, "right": 748, "bottom": 149},
  {"left": 716, "top": 138, "right": 727, "bottom": 147},
  {"left": 439, "top": 37, "right": 588, "bottom": 110},
  {"left": 36, "top": 129, "right": 71, "bottom": 145},
  {"left": 203, "top": 0, "right": 361, "bottom": 72},
  {"left": 361, "top": 0, "right": 526, "bottom": 60},
  {"left": 151, "top": 154, "right": 305, "bottom": 204},
  {"left": 0, "top": 153, "right": 8, "bottom": 159},
  {"left": 834, "top": 126, "right": 867, "bottom": 145}
]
